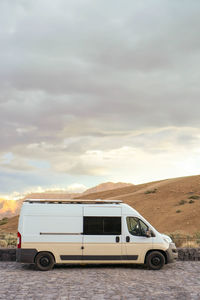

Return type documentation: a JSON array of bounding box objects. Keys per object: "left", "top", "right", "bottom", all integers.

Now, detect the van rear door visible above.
[
  {"left": 83, "top": 206, "right": 122, "bottom": 261},
  {"left": 22, "top": 204, "right": 84, "bottom": 262}
]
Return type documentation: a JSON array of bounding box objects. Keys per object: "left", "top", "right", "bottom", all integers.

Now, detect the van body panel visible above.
[
  {"left": 83, "top": 236, "right": 122, "bottom": 256},
  {"left": 21, "top": 242, "right": 83, "bottom": 263},
  {"left": 84, "top": 206, "right": 121, "bottom": 216}
]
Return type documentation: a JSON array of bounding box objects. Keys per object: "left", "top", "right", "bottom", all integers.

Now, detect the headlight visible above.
[
  {"left": 163, "top": 238, "right": 170, "bottom": 244},
  {"left": 161, "top": 234, "right": 172, "bottom": 243},
  {"left": 170, "top": 242, "right": 176, "bottom": 248}
]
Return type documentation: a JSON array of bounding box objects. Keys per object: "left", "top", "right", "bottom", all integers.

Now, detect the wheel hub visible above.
[
  {"left": 152, "top": 256, "right": 161, "bottom": 266},
  {"left": 40, "top": 257, "right": 50, "bottom": 267}
]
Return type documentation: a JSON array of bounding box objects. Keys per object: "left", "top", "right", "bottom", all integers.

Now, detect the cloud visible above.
[
  {"left": 0, "top": 0, "right": 200, "bottom": 193},
  {"left": 0, "top": 183, "right": 87, "bottom": 202}
]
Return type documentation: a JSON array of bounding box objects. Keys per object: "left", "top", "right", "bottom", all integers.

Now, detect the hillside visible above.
[
  {"left": 1, "top": 175, "right": 200, "bottom": 234},
  {"left": 0, "top": 215, "right": 19, "bottom": 233},
  {"left": 78, "top": 175, "right": 200, "bottom": 235},
  {"left": 82, "top": 182, "right": 133, "bottom": 195}
]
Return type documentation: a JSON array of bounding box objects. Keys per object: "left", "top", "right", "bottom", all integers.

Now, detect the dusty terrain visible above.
[
  {"left": 78, "top": 175, "right": 200, "bottom": 235},
  {"left": 0, "top": 261, "right": 199, "bottom": 299},
  {"left": 0, "top": 175, "right": 200, "bottom": 234},
  {"left": 0, "top": 216, "right": 19, "bottom": 233}
]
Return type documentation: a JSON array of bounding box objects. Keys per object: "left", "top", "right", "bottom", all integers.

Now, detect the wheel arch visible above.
[
  {"left": 144, "top": 249, "right": 167, "bottom": 264},
  {"left": 34, "top": 251, "right": 56, "bottom": 264}
]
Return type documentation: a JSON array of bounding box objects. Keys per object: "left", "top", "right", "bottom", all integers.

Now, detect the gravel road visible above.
[{"left": 0, "top": 261, "right": 199, "bottom": 300}]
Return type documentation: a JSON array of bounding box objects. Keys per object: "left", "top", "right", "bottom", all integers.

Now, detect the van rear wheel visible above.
[
  {"left": 35, "top": 252, "right": 55, "bottom": 271},
  {"left": 146, "top": 251, "right": 165, "bottom": 270}
]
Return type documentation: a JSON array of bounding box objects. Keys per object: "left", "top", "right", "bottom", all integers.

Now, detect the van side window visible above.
[
  {"left": 84, "top": 217, "right": 121, "bottom": 235},
  {"left": 126, "top": 217, "right": 148, "bottom": 236}
]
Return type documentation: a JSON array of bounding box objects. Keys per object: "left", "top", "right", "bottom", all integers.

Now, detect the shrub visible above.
[
  {"left": 0, "top": 239, "right": 7, "bottom": 248},
  {"left": 167, "top": 232, "right": 200, "bottom": 248},
  {"left": 188, "top": 195, "right": 199, "bottom": 200},
  {"left": 181, "top": 241, "right": 199, "bottom": 248},
  {"left": 176, "top": 209, "right": 181, "bottom": 213},
  {"left": 188, "top": 199, "right": 195, "bottom": 204},
  {"left": 4, "top": 234, "right": 17, "bottom": 247},
  {"left": 0, "top": 233, "right": 17, "bottom": 247},
  {"left": 0, "top": 218, "right": 8, "bottom": 226},
  {"left": 168, "top": 232, "right": 184, "bottom": 247},
  {"left": 144, "top": 188, "right": 157, "bottom": 194},
  {"left": 178, "top": 200, "right": 187, "bottom": 205},
  {"left": 194, "top": 232, "right": 200, "bottom": 245}
]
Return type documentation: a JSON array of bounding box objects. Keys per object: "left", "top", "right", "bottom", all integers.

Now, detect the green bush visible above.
[{"left": 176, "top": 209, "right": 181, "bottom": 213}]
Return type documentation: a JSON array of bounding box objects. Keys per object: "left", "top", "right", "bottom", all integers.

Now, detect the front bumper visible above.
[
  {"left": 16, "top": 249, "right": 38, "bottom": 263},
  {"left": 166, "top": 242, "right": 178, "bottom": 263}
]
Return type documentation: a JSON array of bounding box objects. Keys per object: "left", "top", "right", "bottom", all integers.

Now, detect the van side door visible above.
[
  {"left": 83, "top": 206, "right": 122, "bottom": 261},
  {"left": 122, "top": 216, "right": 153, "bottom": 263}
]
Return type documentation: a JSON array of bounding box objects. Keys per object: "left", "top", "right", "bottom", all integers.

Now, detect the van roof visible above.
[{"left": 24, "top": 199, "right": 123, "bottom": 204}]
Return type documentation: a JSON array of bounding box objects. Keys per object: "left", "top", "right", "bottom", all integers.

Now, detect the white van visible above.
[{"left": 16, "top": 199, "right": 178, "bottom": 271}]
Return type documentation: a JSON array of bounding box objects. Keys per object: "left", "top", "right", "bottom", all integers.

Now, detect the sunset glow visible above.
[{"left": 0, "top": 199, "right": 18, "bottom": 215}]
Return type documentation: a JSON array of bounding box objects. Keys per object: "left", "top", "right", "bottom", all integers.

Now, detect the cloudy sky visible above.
[{"left": 1, "top": 0, "right": 200, "bottom": 198}]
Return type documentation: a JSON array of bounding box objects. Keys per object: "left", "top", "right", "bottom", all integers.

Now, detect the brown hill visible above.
[
  {"left": 25, "top": 192, "right": 80, "bottom": 200},
  {"left": 0, "top": 215, "right": 19, "bottom": 233},
  {"left": 1, "top": 175, "right": 200, "bottom": 234},
  {"left": 82, "top": 182, "right": 133, "bottom": 195},
  {"left": 77, "top": 175, "right": 200, "bottom": 235},
  {"left": 25, "top": 182, "right": 132, "bottom": 200}
]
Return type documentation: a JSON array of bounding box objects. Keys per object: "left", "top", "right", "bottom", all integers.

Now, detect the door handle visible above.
[
  {"left": 116, "top": 236, "right": 120, "bottom": 243},
  {"left": 126, "top": 236, "right": 130, "bottom": 243}
]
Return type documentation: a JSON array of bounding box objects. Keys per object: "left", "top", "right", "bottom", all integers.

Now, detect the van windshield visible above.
[{"left": 126, "top": 217, "right": 148, "bottom": 236}]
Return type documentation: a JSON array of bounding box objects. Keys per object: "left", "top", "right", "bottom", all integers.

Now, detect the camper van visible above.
[{"left": 16, "top": 199, "right": 178, "bottom": 271}]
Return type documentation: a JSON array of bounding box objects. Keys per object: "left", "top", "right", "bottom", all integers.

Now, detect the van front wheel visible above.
[
  {"left": 35, "top": 252, "right": 55, "bottom": 271},
  {"left": 146, "top": 251, "right": 165, "bottom": 270}
]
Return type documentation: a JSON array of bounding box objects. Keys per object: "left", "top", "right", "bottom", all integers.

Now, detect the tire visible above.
[
  {"left": 146, "top": 251, "right": 165, "bottom": 270},
  {"left": 35, "top": 252, "right": 55, "bottom": 271}
]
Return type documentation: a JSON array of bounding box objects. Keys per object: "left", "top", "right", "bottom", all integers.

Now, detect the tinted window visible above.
[
  {"left": 84, "top": 217, "right": 121, "bottom": 235},
  {"left": 127, "top": 217, "right": 148, "bottom": 236}
]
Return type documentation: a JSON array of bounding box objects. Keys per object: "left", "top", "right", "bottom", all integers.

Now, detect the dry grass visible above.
[
  {"left": 180, "top": 241, "right": 199, "bottom": 248},
  {"left": 0, "top": 233, "right": 17, "bottom": 248}
]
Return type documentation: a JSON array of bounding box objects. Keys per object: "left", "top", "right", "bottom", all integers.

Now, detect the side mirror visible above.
[{"left": 146, "top": 229, "right": 152, "bottom": 238}]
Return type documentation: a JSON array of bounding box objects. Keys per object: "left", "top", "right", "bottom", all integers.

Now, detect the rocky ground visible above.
[{"left": 0, "top": 261, "right": 200, "bottom": 299}]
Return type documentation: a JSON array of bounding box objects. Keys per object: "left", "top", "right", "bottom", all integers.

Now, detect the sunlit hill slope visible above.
[{"left": 0, "top": 176, "right": 200, "bottom": 234}]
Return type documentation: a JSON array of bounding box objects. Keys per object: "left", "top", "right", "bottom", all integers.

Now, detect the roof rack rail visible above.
[{"left": 24, "top": 199, "right": 123, "bottom": 204}]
